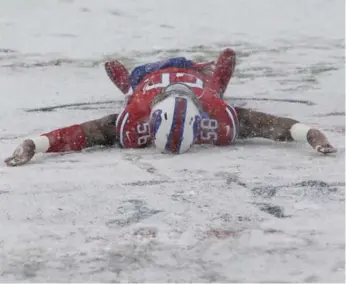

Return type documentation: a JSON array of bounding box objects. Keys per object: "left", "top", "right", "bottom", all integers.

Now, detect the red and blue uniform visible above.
[
  {"left": 116, "top": 49, "right": 239, "bottom": 149},
  {"left": 39, "top": 49, "right": 239, "bottom": 153}
]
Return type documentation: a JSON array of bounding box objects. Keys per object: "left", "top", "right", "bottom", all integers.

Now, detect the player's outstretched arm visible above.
[
  {"left": 235, "top": 107, "right": 336, "bottom": 154},
  {"left": 5, "top": 114, "right": 118, "bottom": 167}
]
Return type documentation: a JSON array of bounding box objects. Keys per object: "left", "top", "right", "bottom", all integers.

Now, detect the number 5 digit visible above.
[
  {"left": 136, "top": 122, "right": 151, "bottom": 146},
  {"left": 137, "top": 122, "right": 150, "bottom": 134}
]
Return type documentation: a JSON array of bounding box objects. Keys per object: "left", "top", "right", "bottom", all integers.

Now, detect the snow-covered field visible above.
[{"left": 0, "top": 0, "right": 345, "bottom": 282}]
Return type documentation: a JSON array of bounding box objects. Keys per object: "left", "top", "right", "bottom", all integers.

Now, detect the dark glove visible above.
[{"left": 5, "top": 139, "right": 36, "bottom": 166}]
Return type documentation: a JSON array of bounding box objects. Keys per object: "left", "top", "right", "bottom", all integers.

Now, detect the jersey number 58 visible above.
[{"left": 200, "top": 118, "right": 218, "bottom": 142}]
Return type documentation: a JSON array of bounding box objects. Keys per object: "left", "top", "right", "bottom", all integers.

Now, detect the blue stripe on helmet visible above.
[
  {"left": 165, "top": 97, "right": 187, "bottom": 153},
  {"left": 151, "top": 110, "right": 162, "bottom": 135},
  {"left": 176, "top": 99, "right": 187, "bottom": 152}
]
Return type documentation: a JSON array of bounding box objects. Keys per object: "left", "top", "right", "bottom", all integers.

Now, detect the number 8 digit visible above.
[
  {"left": 201, "top": 119, "right": 218, "bottom": 130},
  {"left": 200, "top": 118, "right": 218, "bottom": 141}
]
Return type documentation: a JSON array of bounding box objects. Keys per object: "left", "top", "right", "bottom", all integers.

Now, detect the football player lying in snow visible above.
[{"left": 5, "top": 48, "right": 336, "bottom": 167}]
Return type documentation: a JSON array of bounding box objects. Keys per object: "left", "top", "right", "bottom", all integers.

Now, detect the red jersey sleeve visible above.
[
  {"left": 198, "top": 97, "right": 239, "bottom": 146},
  {"left": 211, "top": 48, "right": 236, "bottom": 96},
  {"left": 115, "top": 104, "right": 151, "bottom": 148},
  {"left": 42, "top": 124, "right": 87, "bottom": 152},
  {"left": 219, "top": 103, "right": 240, "bottom": 145}
]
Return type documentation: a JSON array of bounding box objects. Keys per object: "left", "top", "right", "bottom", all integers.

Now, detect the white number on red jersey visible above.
[
  {"left": 142, "top": 72, "right": 204, "bottom": 92},
  {"left": 136, "top": 122, "right": 151, "bottom": 146},
  {"left": 200, "top": 118, "right": 218, "bottom": 142}
]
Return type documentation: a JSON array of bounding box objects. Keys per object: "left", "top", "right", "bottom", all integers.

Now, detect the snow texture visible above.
[{"left": 0, "top": 0, "right": 345, "bottom": 282}]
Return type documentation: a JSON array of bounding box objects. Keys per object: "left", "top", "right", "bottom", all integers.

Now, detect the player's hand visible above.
[
  {"left": 104, "top": 60, "right": 130, "bottom": 94},
  {"left": 315, "top": 143, "right": 337, "bottom": 154},
  {"left": 5, "top": 139, "right": 36, "bottom": 166},
  {"left": 307, "top": 129, "right": 337, "bottom": 154}
]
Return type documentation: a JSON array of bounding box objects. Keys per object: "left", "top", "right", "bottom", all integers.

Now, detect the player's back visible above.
[
  {"left": 116, "top": 67, "right": 210, "bottom": 148},
  {"left": 128, "top": 67, "right": 208, "bottom": 111},
  {"left": 116, "top": 67, "right": 239, "bottom": 149}
]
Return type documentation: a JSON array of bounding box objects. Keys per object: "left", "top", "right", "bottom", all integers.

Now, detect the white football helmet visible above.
[{"left": 150, "top": 83, "right": 202, "bottom": 154}]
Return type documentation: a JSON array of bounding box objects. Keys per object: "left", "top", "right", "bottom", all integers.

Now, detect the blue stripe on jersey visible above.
[
  {"left": 165, "top": 97, "right": 187, "bottom": 153},
  {"left": 226, "top": 105, "right": 239, "bottom": 133},
  {"left": 116, "top": 110, "right": 129, "bottom": 148},
  {"left": 130, "top": 57, "right": 194, "bottom": 90},
  {"left": 225, "top": 105, "right": 240, "bottom": 143}
]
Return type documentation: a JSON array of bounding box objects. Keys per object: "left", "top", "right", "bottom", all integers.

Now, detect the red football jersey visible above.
[{"left": 115, "top": 67, "right": 239, "bottom": 149}]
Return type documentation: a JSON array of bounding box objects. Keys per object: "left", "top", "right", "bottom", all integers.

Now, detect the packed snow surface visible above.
[{"left": 0, "top": 0, "right": 344, "bottom": 282}]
